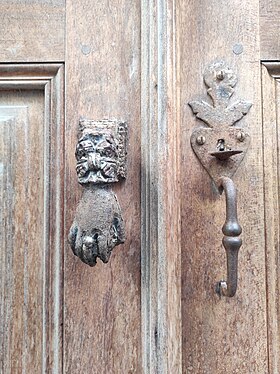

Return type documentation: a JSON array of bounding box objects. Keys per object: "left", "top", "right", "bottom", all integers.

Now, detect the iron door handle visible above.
[
  {"left": 216, "top": 177, "right": 242, "bottom": 297},
  {"left": 189, "top": 61, "right": 252, "bottom": 297}
]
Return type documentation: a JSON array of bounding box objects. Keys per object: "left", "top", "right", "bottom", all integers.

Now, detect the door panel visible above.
[
  {"left": 0, "top": 101, "right": 45, "bottom": 373},
  {"left": 180, "top": 0, "right": 268, "bottom": 372},
  {"left": 261, "top": 63, "right": 280, "bottom": 373},
  {"left": 0, "top": 1, "right": 279, "bottom": 373},
  {"left": 0, "top": 65, "right": 64, "bottom": 373},
  {"left": 260, "top": 0, "right": 280, "bottom": 60},
  {"left": 0, "top": 1, "right": 65, "bottom": 62},
  {"left": 64, "top": 1, "right": 141, "bottom": 373}
]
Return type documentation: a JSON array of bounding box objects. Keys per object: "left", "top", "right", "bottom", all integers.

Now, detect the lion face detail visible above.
[{"left": 76, "top": 132, "right": 119, "bottom": 184}]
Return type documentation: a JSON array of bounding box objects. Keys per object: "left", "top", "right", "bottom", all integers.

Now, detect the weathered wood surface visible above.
[
  {"left": 0, "top": 65, "right": 64, "bottom": 374},
  {"left": 180, "top": 0, "right": 268, "bottom": 372},
  {"left": 64, "top": 1, "right": 141, "bottom": 373},
  {"left": 0, "top": 1, "right": 65, "bottom": 62},
  {"left": 260, "top": 0, "right": 280, "bottom": 60},
  {"left": 141, "top": 0, "right": 182, "bottom": 372},
  {"left": 261, "top": 63, "right": 280, "bottom": 374},
  {"left": 0, "top": 100, "right": 44, "bottom": 373},
  {"left": 1, "top": 1, "right": 280, "bottom": 373}
]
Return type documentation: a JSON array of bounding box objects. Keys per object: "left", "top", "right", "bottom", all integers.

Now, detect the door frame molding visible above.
[
  {"left": 261, "top": 61, "right": 280, "bottom": 373},
  {"left": 0, "top": 63, "right": 64, "bottom": 373},
  {"left": 141, "top": 1, "right": 182, "bottom": 372}
]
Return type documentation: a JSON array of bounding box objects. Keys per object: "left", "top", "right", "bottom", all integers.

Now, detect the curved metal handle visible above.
[
  {"left": 216, "top": 176, "right": 242, "bottom": 297},
  {"left": 188, "top": 61, "right": 251, "bottom": 298}
]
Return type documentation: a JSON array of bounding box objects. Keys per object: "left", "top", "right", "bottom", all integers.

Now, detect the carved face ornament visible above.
[{"left": 76, "top": 131, "right": 119, "bottom": 184}]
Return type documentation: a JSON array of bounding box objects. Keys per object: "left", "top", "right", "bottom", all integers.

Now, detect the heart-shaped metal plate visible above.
[{"left": 190, "top": 126, "right": 250, "bottom": 185}]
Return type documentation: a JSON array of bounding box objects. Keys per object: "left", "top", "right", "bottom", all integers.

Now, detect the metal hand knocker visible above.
[
  {"left": 189, "top": 60, "right": 252, "bottom": 297},
  {"left": 69, "top": 119, "right": 127, "bottom": 266}
]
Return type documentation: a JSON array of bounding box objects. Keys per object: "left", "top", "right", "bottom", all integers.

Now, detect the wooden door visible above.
[{"left": 0, "top": 1, "right": 279, "bottom": 373}]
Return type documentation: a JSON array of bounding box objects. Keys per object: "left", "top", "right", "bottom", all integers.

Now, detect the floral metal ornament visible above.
[
  {"left": 189, "top": 61, "right": 253, "bottom": 297},
  {"left": 189, "top": 60, "right": 252, "bottom": 185}
]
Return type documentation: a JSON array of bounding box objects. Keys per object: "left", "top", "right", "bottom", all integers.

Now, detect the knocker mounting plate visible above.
[
  {"left": 189, "top": 61, "right": 252, "bottom": 185},
  {"left": 76, "top": 118, "right": 127, "bottom": 184}
]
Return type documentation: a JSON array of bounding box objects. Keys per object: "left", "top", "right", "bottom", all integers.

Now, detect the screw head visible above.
[
  {"left": 237, "top": 131, "right": 245, "bottom": 142},
  {"left": 196, "top": 135, "right": 206, "bottom": 145},
  {"left": 216, "top": 70, "right": 225, "bottom": 80}
]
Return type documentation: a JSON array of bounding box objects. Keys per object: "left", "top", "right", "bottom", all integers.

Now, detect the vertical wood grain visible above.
[
  {"left": 261, "top": 63, "right": 280, "bottom": 374},
  {"left": 0, "top": 98, "right": 45, "bottom": 373},
  {"left": 1, "top": 2, "right": 280, "bottom": 373},
  {"left": 179, "top": 0, "right": 268, "bottom": 372},
  {"left": 64, "top": 2, "right": 141, "bottom": 373},
  {"left": 0, "top": 65, "right": 64, "bottom": 374},
  {"left": 141, "top": 0, "right": 182, "bottom": 373}
]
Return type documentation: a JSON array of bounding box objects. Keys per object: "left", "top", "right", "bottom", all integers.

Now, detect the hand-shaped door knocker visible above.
[
  {"left": 189, "top": 61, "right": 252, "bottom": 297},
  {"left": 69, "top": 119, "right": 127, "bottom": 266}
]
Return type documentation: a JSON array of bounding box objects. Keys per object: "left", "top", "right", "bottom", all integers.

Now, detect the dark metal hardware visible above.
[
  {"left": 216, "top": 177, "right": 242, "bottom": 297},
  {"left": 69, "top": 119, "right": 127, "bottom": 266},
  {"left": 189, "top": 60, "right": 252, "bottom": 297},
  {"left": 210, "top": 139, "right": 243, "bottom": 160}
]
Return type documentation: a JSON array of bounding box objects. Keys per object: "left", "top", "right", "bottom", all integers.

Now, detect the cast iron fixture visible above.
[
  {"left": 69, "top": 119, "right": 127, "bottom": 266},
  {"left": 189, "top": 60, "right": 252, "bottom": 297}
]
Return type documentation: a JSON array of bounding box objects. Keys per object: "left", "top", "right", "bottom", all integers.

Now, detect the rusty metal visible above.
[
  {"left": 196, "top": 135, "right": 206, "bottom": 145},
  {"left": 237, "top": 131, "right": 246, "bottom": 142},
  {"left": 69, "top": 119, "right": 127, "bottom": 266},
  {"left": 189, "top": 61, "right": 252, "bottom": 297},
  {"left": 216, "top": 177, "right": 242, "bottom": 297},
  {"left": 189, "top": 60, "right": 252, "bottom": 185}
]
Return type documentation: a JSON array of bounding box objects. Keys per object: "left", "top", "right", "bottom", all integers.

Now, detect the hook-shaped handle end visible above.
[{"left": 216, "top": 177, "right": 242, "bottom": 297}]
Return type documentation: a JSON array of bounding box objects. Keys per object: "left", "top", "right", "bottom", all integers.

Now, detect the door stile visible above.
[
  {"left": 180, "top": 0, "right": 268, "bottom": 371},
  {"left": 141, "top": 1, "right": 182, "bottom": 372},
  {"left": 261, "top": 62, "right": 280, "bottom": 373}
]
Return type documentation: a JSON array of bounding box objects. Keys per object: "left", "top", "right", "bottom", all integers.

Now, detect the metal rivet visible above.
[
  {"left": 216, "top": 70, "right": 225, "bottom": 80},
  {"left": 233, "top": 43, "right": 243, "bottom": 55},
  {"left": 237, "top": 132, "right": 245, "bottom": 142},
  {"left": 196, "top": 136, "right": 206, "bottom": 145},
  {"left": 81, "top": 44, "right": 92, "bottom": 55}
]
